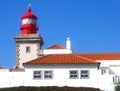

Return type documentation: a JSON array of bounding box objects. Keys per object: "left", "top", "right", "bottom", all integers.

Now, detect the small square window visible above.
[
  {"left": 69, "top": 70, "right": 78, "bottom": 79},
  {"left": 33, "top": 71, "right": 42, "bottom": 79},
  {"left": 44, "top": 71, "right": 53, "bottom": 79},
  {"left": 81, "top": 70, "right": 89, "bottom": 79},
  {"left": 101, "top": 69, "right": 107, "bottom": 75},
  {"left": 26, "top": 46, "right": 30, "bottom": 53}
]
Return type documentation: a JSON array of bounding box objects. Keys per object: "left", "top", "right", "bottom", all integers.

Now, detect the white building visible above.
[{"left": 0, "top": 6, "right": 120, "bottom": 91}]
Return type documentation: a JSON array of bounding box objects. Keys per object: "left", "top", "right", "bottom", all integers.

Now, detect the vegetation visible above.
[
  {"left": 0, "top": 86, "right": 101, "bottom": 91},
  {"left": 115, "top": 85, "right": 120, "bottom": 91}
]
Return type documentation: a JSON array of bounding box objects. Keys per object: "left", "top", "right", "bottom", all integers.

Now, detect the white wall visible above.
[
  {"left": 0, "top": 65, "right": 99, "bottom": 88},
  {"left": 19, "top": 43, "right": 38, "bottom": 68},
  {"left": 97, "top": 60, "right": 120, "bottom": 67},
  {"left": 0, "top": 69, "right": 9, "bottom": 72},
  {"left": 24, "top": 64, "right": 117, "bottom": 91},
  {"left": 42, "top": 49, "right": 73, "bottom": 55},
  {"left": 96, "top": 67, "right": 115, "bottom": 91},
  {"left": 24, "top": 64, "right": 99, "bottom": 88},
  {"left": 0, "top": 62, "right": 119, "bottom": 91},
  {"left": 0, "top": 72, "right": 26, "bottom": 88},
  {"left": 96, "top": 60, "right": 120, "bottom": 91}
]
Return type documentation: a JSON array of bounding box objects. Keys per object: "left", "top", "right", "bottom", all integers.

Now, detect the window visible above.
[
  {"left": 69, "top": 70, "right": 78, "bottom": 79},
  {"left": 44, "top": 71, "right": 53, "bottom": 79},
  {"left": 101, "top": 69, "right": 107, "bottom": 75},
  {"left": 26, "top": 46, "right": 30, "bottom": 53},
  {"left": 113, "top": 76, "right": 120, "bottom": 84},
  {"left": 80, "top": 70, "right": 89, "bottom": 78},
  {"left": 33, "top": 71, "right": 42, "bottom": 79}
]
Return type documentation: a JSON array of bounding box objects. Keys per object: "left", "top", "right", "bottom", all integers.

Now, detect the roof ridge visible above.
[
  {"left": 78, "top": 53, "right": 120, "bottom": 60},
  {"left": 77, "top": 53, "right": 120, "bottom": 55},
  {"left": 76, "top": 55, "right": 96, "bottom": 62},
  {"left": 75, "top": 55, "right": 99, "bottom": 64},
  {"left": 47, "top": 44, "right": 65, "bottom": 49}
]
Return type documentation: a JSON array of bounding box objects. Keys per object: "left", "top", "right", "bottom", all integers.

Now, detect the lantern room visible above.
[{"left": 21, "top": 6, "right": 38, "bottom": 34}]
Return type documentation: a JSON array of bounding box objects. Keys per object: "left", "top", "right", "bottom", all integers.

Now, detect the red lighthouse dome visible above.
[{"left": 21, "top": 6, "right": 38, "bottom": 34}]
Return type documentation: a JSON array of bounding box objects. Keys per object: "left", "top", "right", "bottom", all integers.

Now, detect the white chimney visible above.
[{"left": 66, "top": 37, "right": 71, "bottom": 49}]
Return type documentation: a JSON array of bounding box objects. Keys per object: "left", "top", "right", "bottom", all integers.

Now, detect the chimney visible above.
[{"left": 66, "top": 37, "right": 71, "bottom": 49}]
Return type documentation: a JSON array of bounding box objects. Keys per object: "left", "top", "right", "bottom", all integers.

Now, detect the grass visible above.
[{"left": 0, "top": 86, "right": 101, "bottom": 91}]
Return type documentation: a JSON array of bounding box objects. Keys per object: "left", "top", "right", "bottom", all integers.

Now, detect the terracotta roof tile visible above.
[
  {"left": 24, "top": 54, "right": 99, "bottom": 65},
  {"left": 0, "top": 66, "right": 4, "bottom": 69},
  {"left": 78, "top": 53, "right": 120, "bottom": 60},
  {"left": 47, "top": 44, "right": 65, "bottom": 49}
]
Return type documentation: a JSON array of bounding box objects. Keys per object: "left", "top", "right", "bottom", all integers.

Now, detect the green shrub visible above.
[
  {"left": 0, "top": 86, "right": 101, "bottom": 91},
  {"left": 115, "top": 85, "right": 120, "bottom": 91}
]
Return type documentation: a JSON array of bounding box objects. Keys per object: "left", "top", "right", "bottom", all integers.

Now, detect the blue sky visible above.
[{"left": 0, "top": 0, "right": 120, "bottom": 68}]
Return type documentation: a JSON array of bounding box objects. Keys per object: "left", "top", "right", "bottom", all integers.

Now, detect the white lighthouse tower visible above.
[{"left": 15, "top": 6, "right": 43, "bottom": 69}]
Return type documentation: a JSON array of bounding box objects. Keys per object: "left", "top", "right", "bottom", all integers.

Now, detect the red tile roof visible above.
[
  {"left": 47, "top": 44, "right": 65, "bottom": 49},
  {"left": 79, "top": 53, "right": 120, "bottom": 60},
  {"left": 24, "top": 54, "right": 99, "bottom": 65},
  {"left": 0, "top": 66, "right": 4, "bottom": 69}
]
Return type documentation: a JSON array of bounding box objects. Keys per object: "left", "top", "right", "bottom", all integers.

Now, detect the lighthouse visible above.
[
  {"left": 15, "top": 6, "right": 43, "bottom": 69},
  {"left": 21, "top": 6, "right": 38, "bottom": 34}
]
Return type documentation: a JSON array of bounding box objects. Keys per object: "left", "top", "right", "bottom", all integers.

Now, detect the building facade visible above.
[{"left": 0, "top": 6, "right": 120, "bottom": 91}]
